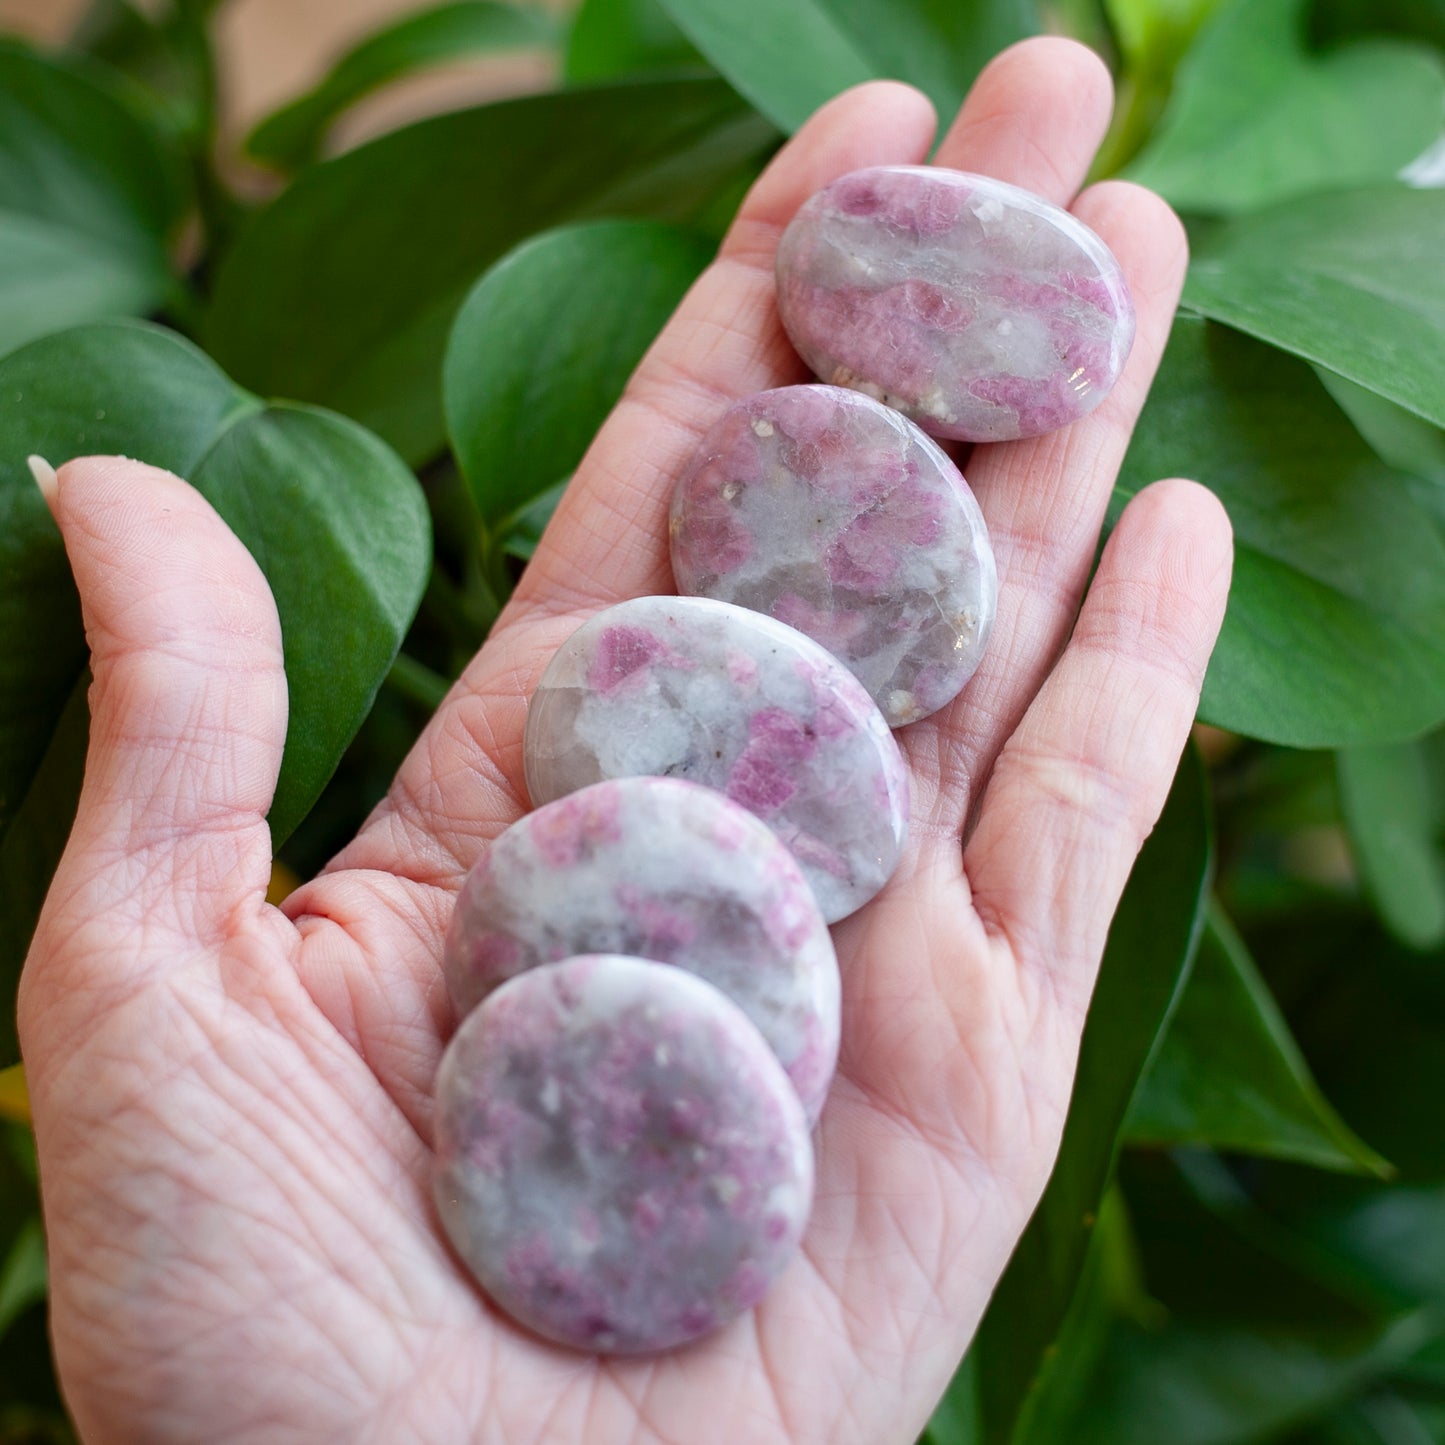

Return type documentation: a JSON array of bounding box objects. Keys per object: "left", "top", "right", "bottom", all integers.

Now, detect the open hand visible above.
[{"left": 20, "top": 37, "right": 1232, "bottom": 1444}]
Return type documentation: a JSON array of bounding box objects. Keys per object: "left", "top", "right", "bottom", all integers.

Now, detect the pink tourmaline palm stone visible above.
[
  {"left": 433, "top": 954, "right": 814, "bottom": 1354},
  {"left": 523, "top": 595, "right": 908, "bottom": 922},
  {"left": 670, "top": 384, "right": 997, "bottom": 726},
  {"left": 775, "top": 166, "right": 1135, "bottom": 443},
  {"left": 442, "top": 777, "right": 840, "bottom": 1122}
]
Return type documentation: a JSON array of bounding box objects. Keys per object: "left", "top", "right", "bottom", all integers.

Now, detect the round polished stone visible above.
[
  {"left": 670, "top": 384, "right": 997, "bottom": 726},
  {"left": 523, "top": 595, "right": 909, "bottom": 922},
  {"left": 443, "top": 776, "right": 840, "bottom": 1122},
  {"left": 775, "top": 166, "right": 1135, "bottom": 443},
  {"left": 433, "top": 954, "right": 814, "bottom": 1354}
]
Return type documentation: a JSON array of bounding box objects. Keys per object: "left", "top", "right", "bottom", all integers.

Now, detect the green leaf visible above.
[
  {"left": 0, "top": 676, "right": 88, "bottom": 1069},
  {"left": 1125, "top": 0, "right": 1444, "bottom": 214},
  {"left": 970, "top": 745, "right": 1213, "bottom": 1445},
  {"left": 1074, "top": 1153, "right": 1431, "bottom": 1445},
  {"left": 67, "top": 0, "right": 216, "bottom": 146},
  {"left": 654, "top": 0, "right": 1038, "bottom": 135},
  {"left": 246, "top": 1, "right": 560, "bottom": 171},
  {"left": 1337, "top": 737, "right": 1445, "bottom": 951},
  {"left": 444, "top": 218, "right": 713, "bottom": 531},
  {"left": 499, "top": 475, "right": 569, "bottom": 560},
  {"left": 0, "top": 42, "right": 185, "bottom": 355},
  {"left": 1186, "top": 187, "right": 1445, "bottom": 434},
  {"left": 0, "top": 319, "right": 429, "bottom": 868},
  {"left": 1319, "top": 371, "right": 1445, "bottom": 488},
  {"left": 185, "top": 404, "right": 431, "bottom": 841},
  {"left": 564, "top": 0, "right": 706, "bottom": 83},
  {"left": 1246, "top": 908, "right": 1445, "bottom": 1183},
  {"left": 208, "top": 78, "right": 778, "bottom": 466},
  {"left": 0, "top": 1220, "right": 47, "bottom": 1340},
  {"left": 1115, "top": 317, "right": 1445, "bottom": 748},
  {"left": 1125, "top": 902, "right": 1391, "bottom": 1175}
]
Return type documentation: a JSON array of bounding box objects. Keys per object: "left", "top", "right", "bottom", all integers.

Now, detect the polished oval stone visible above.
[
  {"left": 443, "top": 776, "right": 840, "bottom": 1121},
  {"left": 670, "top": 384, "right": 997, "bottom": 726},
  {"left": 523, "top": 595, "right": 909, "bottom": 921},
  {"left": 433, "top": 954, "right": 814, "bottom": 1354},
  {"left": 775, "top": 166, "right": 1135, "bottom": 443}
]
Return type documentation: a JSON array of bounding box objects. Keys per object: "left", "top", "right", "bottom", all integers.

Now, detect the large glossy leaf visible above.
[
  {"left": 564, "top": 0, "right": 706, "bottom": 82},
  {"left": 966, "top": 746, "right": 1212, "bottom": 1445},
  {"left": 444, "top": 219, "right": 713, "bottom": 533},
  {"left": 654, "top": 0, "right": 1038, "bottom": 135},
  {"left": 1114, "top": 318, "right": 1445, "bottom": 747},
  {"left": 1337, "top": 737, "right": 1445, "bottom": 951},
  {"left": 1125, "top": 903, "right": 1390, "bottom": 1175},
  {"left": 1186, "top": 187, "right": 1445, "bottom": 433},
  {"left": 246, "top": 1, "right": 560, "bottom": 170},
  {"left": 208, "top": 78, "right": 777, "bottom": 466},
  {"left": 0, "top": 319, "right": 429, "bottom": 862},
  {"left": 186, "top": 404, "right": 431, "bottom": 839},
  {"left": 1125, "top": 0, "right": 1444, "bottom": 214},
  {"left": 0, "top": 42, "right": 185, "bottom": 355}
]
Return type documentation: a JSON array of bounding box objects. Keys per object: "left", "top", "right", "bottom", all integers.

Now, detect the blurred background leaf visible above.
[
  {"left": 564, "top": 0, "right": 707, "bottom": 82},
  {"left": 0, "top": 41, "right": 187, "bottom": 356},
  {"left": 246, "top": 1, "right": 561, "bottom": 171},
  {"left": 1125, "top": 903, "right": 1390, "bottom": 1175},
  {"left": 1126, "top": 0, "right": 1444, "bottom": 213},
  {"left": 207, "top": 77, "right": 777, "bottom": 466},
  {"left": 1336, "top": 735, "right": 1445, "bottom": 952},
  {"left": 654, "top": 0, "right": 1039, "bottom": 134}
]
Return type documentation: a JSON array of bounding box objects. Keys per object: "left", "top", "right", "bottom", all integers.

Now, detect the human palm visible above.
[{"left": 20, "top": 38, "right": 1231, "bottom": 1445}]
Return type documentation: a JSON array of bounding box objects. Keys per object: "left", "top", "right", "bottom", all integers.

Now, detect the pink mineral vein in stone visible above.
[
  {"left": 523, "top": 595, "right": 909, "bottom": 922},
  {"left": 442, "top": 776, "right": 840, "bottom": 1121},
  {"left": 775, "top": 166, "right": 1136, "bottom": 443},
  {"left": 671, "top": 385, "right": 997, "bottom": 726},
  {"left": 433, "top": 955, "right": 815, "bottom": 1354}
]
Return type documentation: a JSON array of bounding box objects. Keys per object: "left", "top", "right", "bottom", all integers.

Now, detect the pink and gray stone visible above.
[
  {"left": 442, "top": 776, "right": 840, "bottom": 1122},
  {"left": 670, "top": 384, "right": 997, "bottom": 726},
  {"left": 433, "top": 954, "right": 815, "bottom": 1354},
  {"left": 775, "top": 166, "right": 1135, "bottom": 443},
  {"left": 523, "top": 595, "right": 909, "bottom": 922}
]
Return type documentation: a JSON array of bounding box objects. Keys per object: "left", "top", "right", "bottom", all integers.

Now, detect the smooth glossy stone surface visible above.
[
  {"left": 523, "top": 595, "right": 909, "bottom": 922},
  {"left": 433, "top": 954, "right": 814, "bottom": 1354},
  {"left": 443, "top": 777, "right": 840, "bottom": 1121},
  {"left": 775, "top": 166, "right": 1135, "bottom": 443},
  {"left": 670, "top": 384, "right": 997, "bottom": 726}
]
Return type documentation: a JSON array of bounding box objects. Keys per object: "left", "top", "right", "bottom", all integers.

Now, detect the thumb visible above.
[{"left": 19, "top": 456, "right": 287, "bottom": 1042}]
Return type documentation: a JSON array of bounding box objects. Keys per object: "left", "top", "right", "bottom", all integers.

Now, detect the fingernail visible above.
[{"left": 27, "top": 455, "right": 59, "bottom": 516}]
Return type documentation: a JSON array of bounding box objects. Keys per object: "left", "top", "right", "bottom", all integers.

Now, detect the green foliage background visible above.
[{"left": 1, "top": 0, "right": 1443, "bottom": 1437}]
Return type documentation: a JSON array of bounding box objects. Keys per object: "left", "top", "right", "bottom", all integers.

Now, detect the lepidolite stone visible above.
[
  {"left": 775, "top": 166, "right": 1135, "bottom": 443},
  {"left": 433, "top": 954, "right": 814, "bottom": 1354},
  {"left": 442, "top": 777, "right": 840, "bottom": 1121},
  {"left": 670, "top": 384, "right": 997, "bottom": 726},
  {"left": 523, "top": 595, "right": 909, "bottom": 922}
]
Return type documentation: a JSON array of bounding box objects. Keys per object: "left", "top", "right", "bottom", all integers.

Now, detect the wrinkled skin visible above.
[{"left": 20, "top": 39, "right": 1232, "bottom": 1445}]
